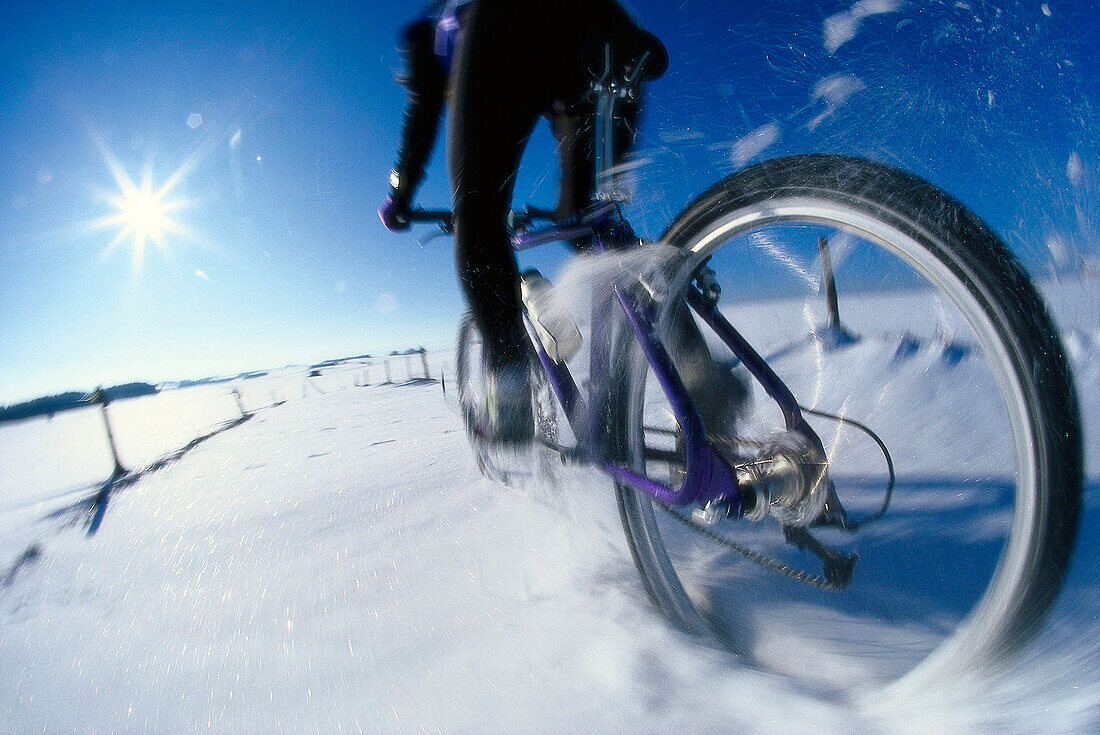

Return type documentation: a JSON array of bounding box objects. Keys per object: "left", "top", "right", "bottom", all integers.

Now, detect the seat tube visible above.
[
  {"left": 594, "top": 82, "right": 618, "bottom": 199},
  {"left": 589, "top": 281, "right": 616, "bottom": 455}
]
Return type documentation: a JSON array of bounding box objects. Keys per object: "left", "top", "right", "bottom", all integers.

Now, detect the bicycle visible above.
[{"left": 405, "top": 43, "right": 1083, "bottom": 691}]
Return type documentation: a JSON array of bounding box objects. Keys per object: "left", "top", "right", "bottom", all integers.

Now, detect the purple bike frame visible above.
[{"left": 510, "top": 204, "right": 776, "bottom": 513}]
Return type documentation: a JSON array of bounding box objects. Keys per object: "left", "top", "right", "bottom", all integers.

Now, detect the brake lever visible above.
[{"left": 416, "top": 230, "right": 451, "bottom": 249}]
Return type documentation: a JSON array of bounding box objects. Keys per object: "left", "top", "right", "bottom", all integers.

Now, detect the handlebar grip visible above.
[
  {"left": 407, "top": 209, "right": 453, "bottom": 223},
  {"left": 407, "top": 209, "right": 454, "bottom": 231}
]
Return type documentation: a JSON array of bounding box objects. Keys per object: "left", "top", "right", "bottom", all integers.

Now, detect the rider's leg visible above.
[
  {"left": 448, "top": 5, "right": 551, "bottom": 442},
  {"left": 448, "top": 0, "right": 633, "bottom": 357},
  {"left": 448, "top": 0, "right": 646, "bottom": 441},
  {"left": 447, "top": 5, "right": 542, "bottom": 376}
]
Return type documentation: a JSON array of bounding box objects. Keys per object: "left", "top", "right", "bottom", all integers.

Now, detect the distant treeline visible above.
[
  {"left": 167, "top": 371, "right": 268, "bottom": 389},
  {"left": 0, "top": 382, "right": 158, "bottom": 423},
  {"left": 310, "top": 354, "right": 373, "bottom": 370}
]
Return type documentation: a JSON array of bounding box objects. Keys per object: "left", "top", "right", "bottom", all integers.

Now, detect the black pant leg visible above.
[{"left": 447, "top": 4, "right": 544, "bottom": 371}]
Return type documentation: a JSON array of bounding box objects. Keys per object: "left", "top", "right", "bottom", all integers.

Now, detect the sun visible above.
[
  {"left": 96, "top": 165, "right": 188, "bottom": 270},
  {"left": 87, "top": 138, "right": 194, "bottom": 271},
  {"left": 108, "top": 169, "right": 184, "bottom": 252}
]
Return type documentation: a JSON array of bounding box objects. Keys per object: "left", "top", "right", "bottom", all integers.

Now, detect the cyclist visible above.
[{"left": 379, "top": 0, "right": 667, "bottom": 444}]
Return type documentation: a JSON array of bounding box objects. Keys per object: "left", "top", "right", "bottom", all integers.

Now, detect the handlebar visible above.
[
  {"left": 406, "top": 206, "right": 560, "bottom": 234},
  {"left": 406, "top": 209, "right": 454, "bottom": 232}
]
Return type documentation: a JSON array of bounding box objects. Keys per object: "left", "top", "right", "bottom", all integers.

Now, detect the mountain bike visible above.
[{"left": 406, "top": 44, "right": 1083, "bottom": 690}]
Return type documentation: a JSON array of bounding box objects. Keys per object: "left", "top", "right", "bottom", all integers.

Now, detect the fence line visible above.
[{"left": 2, "top": 352, "right": 450, "bottom": 509}]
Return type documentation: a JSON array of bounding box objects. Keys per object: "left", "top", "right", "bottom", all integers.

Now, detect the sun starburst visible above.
[
  {"left": 86, "top": 137, "right": 197, "bottom": 273},
  {"left": 104, "top": 167, "right": 186, "bottom": 258}
]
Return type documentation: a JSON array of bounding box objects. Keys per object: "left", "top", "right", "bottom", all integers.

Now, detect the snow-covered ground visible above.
[{"left": 1, "top": 278, "right": 1097, "bottom": 734}]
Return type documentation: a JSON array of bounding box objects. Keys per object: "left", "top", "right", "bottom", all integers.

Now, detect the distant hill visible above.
[{"left": 0, "top": 382, "right": 158, "bottom": 423}]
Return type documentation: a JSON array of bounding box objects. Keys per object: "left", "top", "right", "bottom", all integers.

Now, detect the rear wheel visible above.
[{"left": 615, "top": 154, "right": 1082, "bottom": 689}]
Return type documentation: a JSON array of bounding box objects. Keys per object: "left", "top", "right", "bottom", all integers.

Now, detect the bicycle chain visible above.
[
  {"left": 657, "top": 502, "right": 846, "bottom": 592},
  {"left": 649, "top": 428, "right": 865, "bottom": 591}
]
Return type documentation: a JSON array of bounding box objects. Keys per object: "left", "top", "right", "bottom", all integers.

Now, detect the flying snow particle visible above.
[
  {"left": 730, "top": 122, "right": 782, "bottom": 166},
  {"left": 808, "top": 74, "right": 866, "bottom": 129},
  {"left": 1067, "top": 152, "right": 1084, "bottom": 187},
  {"left": 851, "top": 0, "right": 902, "bottom": 18},
  {"left": 813, "top": 74, "right": 866, "bottom": 105},
  {"left": 824, "top": 0, "right": 903, "bottom": 54},
  {"left": 1046, "top": 233, "right": 1069, "bottom": 267},
  {"left": 659, "top": 128, "right": 705, "bottom": 143},
  {"left": 824, "top": 12, "right": 860, "bottom": 54}
]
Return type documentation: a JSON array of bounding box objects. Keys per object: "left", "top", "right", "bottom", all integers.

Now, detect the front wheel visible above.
[{"left": 615, "top": 154, "right": 1082, "bottom": 690}]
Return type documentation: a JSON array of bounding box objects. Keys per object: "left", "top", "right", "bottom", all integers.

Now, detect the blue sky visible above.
[{"left": 1, "top": 0, "right": 1096, "bottom": 404}]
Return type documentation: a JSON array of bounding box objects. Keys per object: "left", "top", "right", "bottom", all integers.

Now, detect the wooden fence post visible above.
[
  {"left": 420, "top": 350, "right": 431, "bottom": 380},
  {"left": 232, "top": 387, "right": 250, "bottom": 418},
  {"left": 818, "top": 235, "right": 841, "bottom": 330},
  {"left": 91, "top": 388, "right": 127, "bottom": 480}
]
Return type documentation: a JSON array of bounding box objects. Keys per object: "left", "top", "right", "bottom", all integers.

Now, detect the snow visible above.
[
  {"left": 824, "top": 1, "right": 904, "bottom": 55},
  {"left": 1, "top": 280, "right": 1098, "bottom": 733}
]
